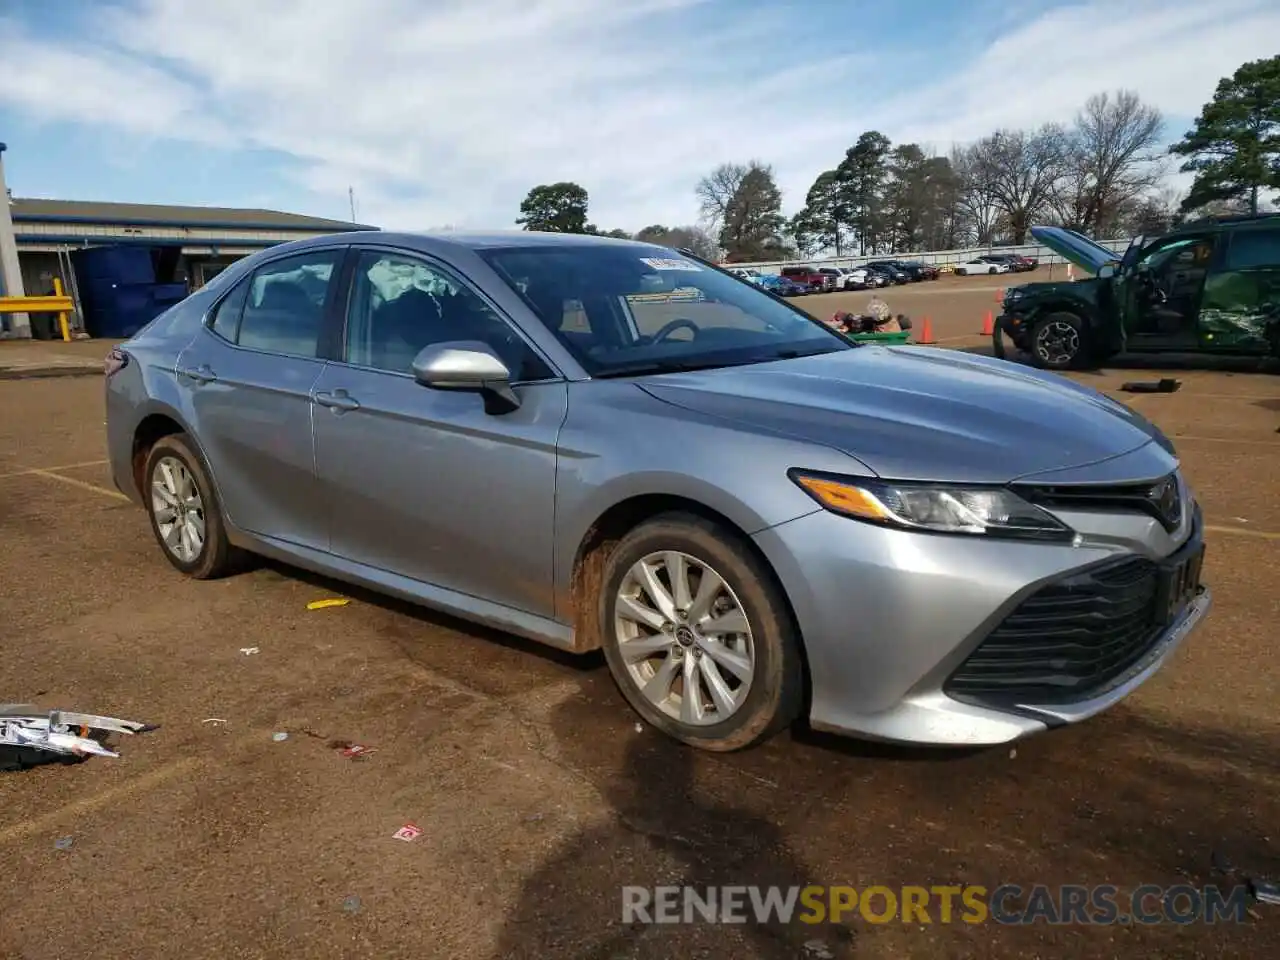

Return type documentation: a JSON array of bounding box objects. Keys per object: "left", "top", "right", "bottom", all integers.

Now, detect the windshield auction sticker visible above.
[{"left": 640, "top": 257, "right": 702, "bottom": 271}]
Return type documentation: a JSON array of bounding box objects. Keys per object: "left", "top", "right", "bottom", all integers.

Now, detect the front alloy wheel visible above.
[
  {"left": 599, "top": 513, "right": 803, "bottom": 751},
  {"left": 614, "top": 550, "right": 755, "bottom": 726}
]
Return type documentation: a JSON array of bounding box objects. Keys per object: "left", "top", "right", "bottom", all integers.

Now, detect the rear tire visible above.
[
  {"left": 599, "top": 512, "right": 804, "bottom": 752},
  {"left": 1029, "top": 312, "right": 1089, "bottom": 370},
  {"left": 143, "top": 434, "right": 246, "bottom": 579}
]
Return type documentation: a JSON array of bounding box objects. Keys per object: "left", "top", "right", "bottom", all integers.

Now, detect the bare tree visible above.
[
  {"left": 1063, "top": 90, "right": 1165, "bottom": 237},
  {"left": 967, "top": 125, "right": 1069, "bottom": 243},
  {"left": 694, "top": 162, "right": 749, "bottom": 234},
  {"left": 951, "top": 145, "right": 1003, "bottom": 245}
]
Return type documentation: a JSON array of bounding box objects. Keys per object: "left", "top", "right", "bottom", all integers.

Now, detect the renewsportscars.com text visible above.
[{"left": 621, "top": 883, "right": 1254, "bottom": 926}]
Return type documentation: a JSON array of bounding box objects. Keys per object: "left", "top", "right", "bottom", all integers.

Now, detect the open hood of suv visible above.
[{"left": 1030, "top": 225, "right": 1121, "bottom": 275}]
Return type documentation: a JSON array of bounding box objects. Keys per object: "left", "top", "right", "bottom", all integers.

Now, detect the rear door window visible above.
[{"left": 236, "top": 250, "right": 343, "bottom": 358}]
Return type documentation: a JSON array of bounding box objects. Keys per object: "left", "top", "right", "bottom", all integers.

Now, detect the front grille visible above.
[
  {"left": 1014, "top": 474, "right": 1182, "bottom": 533},
  {"left": 944, "top": 555, "right": 1164, "bottom": 706}
]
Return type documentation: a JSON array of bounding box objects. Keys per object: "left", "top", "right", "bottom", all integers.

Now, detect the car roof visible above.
[{"left": 256, "top": 228, "right": 666, "bottom": 257}]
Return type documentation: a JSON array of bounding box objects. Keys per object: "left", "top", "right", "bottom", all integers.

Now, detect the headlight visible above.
[{"left": 789, "top": 470, "right": 1075, "bottom": 541}]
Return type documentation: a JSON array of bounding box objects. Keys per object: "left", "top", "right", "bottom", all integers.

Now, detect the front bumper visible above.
[{"left": 752, "top": 505, "right": 1210, "bottom": 746}]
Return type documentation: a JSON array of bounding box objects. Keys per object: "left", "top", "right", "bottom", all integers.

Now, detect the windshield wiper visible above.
[
  {"left": 593, "top": 357, "right": 761, "bottom": 379},
  {"left": 774, "top": 345, "right": 852, "bottom": 359}
]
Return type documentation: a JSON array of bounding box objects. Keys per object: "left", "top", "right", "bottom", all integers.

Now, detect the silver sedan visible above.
[{"left": 104, "top": 231, "right": 1211, "bottom": 751}]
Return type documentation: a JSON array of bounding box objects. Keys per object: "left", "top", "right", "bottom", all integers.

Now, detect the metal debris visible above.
[
  {"left": 239, "top": 647, "right": 260, "bottom": 656},
  {"left": 53, "top": 837, "right": 74, "bottom": 851},
  {"left": 1212, "top": 849, "right": 1279, "bottom": 906},
  {"left": 1, "top": 705, "right": 157, "bottom": 769},
  {"left": 803, "top": 940, "right": 836, "bottom": 959},
  {"left": 342, "top": 895, "right": 362, "bottom": 913},
  {"left": 272, "top": 732, "right": 289, "bottom": 742}
]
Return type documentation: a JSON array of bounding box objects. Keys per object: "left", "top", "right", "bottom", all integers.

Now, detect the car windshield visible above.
[{"left": 479, "top": 244, "right": 850, "bottom": 377}]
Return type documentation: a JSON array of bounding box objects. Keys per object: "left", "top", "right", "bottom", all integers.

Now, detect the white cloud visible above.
[{"left": 0, "top": 0, "right": 1276, "bottom": 231}]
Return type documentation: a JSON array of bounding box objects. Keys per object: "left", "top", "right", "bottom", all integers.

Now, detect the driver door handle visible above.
[
  {"left": 181, "top": 364, "right": 217, "bottom": 384},
  {"left": 314, "top": 389, "right": 360, "bottom": 412}
]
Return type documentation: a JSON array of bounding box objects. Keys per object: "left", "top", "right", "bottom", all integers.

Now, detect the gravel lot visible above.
[{"left": 1, "top": 333, "right": 1276, "bottom": 959}]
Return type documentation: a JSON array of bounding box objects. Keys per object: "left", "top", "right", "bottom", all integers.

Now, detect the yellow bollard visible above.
[{"left": 53, "top": 277, "right": 71, "bottom": 342}]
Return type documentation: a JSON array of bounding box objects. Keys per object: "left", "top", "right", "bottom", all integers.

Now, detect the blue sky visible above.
[{"left": 2, "top": 0, "right": 1278, "bottom": 232}]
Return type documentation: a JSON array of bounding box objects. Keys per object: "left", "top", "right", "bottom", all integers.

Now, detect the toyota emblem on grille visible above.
[{"left": 1148, "top": 476, "right": 1182, "bottom": 529}]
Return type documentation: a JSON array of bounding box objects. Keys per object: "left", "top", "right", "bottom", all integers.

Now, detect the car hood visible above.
[
  {"left": 1007, "top": 277, "right": 1104, "bottom": 300},
  {"left": 637, "top": 347, "right": 1169, "bottom": 484},
  {"left": 1030, "top": 225, "right": 1122, "bottom": 274}
]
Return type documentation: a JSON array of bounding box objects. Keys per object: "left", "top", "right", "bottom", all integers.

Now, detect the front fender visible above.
[{"left": 549, "top": 382, "right": 862, "bottom": 622}]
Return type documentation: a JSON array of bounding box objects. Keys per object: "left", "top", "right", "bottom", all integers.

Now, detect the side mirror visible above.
[
  {"left": 411, "top": 341, "right": 520, "bottom": 413},
  {"left": 1097, "top": 264, "right": 1116, "bottom": 280}
]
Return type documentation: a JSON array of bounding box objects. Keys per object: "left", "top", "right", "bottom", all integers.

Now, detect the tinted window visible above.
[
  {"left": 1225, "top": 230, "right": 1280, "bottom": 270},
  {"left": 237, "top": 250, "right": 342, "bottom": 357},
  {"left": 480, "top": 244, "right": 849, "bottom": 376},
  {"left": 208, "top": 276, "right": 249, "bottom": 342},
  {"left": 343, "top": 250, "right": 552, "bottom": 381}
]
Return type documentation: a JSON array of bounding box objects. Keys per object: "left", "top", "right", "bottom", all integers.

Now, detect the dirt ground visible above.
[{"left": 1, "top": 333, "right": 1277, "bottom": 959}]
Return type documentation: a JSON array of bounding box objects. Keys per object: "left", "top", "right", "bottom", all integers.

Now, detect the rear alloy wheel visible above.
[
  {"left": 144, "top": 434, "right": 244, "bottom": 579},
  {"left": 600, "top": 513, "right": 803, "bottom": 752},
  {"left": 1030, "top": 312, "right": 1089, "bottom": 370}
]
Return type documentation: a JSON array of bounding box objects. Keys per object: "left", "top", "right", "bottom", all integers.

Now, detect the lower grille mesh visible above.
[{"left": 944, "top": 556, "right": 1163, "bottom": 705}]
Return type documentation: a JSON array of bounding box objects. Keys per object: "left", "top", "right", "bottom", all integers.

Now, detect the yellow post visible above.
[{"left": 53, "top": 276, "right": 71, "bottom": 341}]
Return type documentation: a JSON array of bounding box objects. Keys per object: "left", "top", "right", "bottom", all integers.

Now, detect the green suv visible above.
[{"left": 994, "top": 215, "right": 1280, "bottom": 369}]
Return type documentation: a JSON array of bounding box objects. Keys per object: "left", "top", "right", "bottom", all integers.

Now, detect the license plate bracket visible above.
[{"left": 1152, "top": 540, "right": 1205, "bottom": 627}]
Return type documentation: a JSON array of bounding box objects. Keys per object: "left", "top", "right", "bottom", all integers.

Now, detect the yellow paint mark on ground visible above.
[
  {"left": 0, "top": 732, "right": 270, "bottom": 847},
  {"left": 0, "top": 756, "right": 202, "bottom": 846},
  {"left": 307, "top": 598, "right": 351, "bottom": 610},
  {"left": 0, "top": 459, "right": 109, "bottom": 482},
  {"left": 29, "top": 468, "right": 130, "bottom": 501}
]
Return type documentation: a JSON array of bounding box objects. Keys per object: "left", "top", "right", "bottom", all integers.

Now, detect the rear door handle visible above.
[
  {"left": 314, "top": 389, "right": 360, "bottom": 412},
  {"left": 181, "top": 364, "right": 217, "bottom": 384}
]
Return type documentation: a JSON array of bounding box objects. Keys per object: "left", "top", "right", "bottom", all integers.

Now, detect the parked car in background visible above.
[
  {"left": 955, "top": 257, "right": 1010, "bottom": 276},
  {"left": 865, "top": 262, "right": 910, "bottom": 285},
  {"left": 980, "top": 254, "right": 1035, "bottom": 273},
  {"left": 104, "top": 228, "right": 1211, "bottom": 752},
  {"left": 842, "top": 266, "right": 872, "bottom": 289},
  {"left": 728, "top": 267, "right": 764, "bottom": 283},
  {"left": 997, "top": 217, "right": 1280, "bottom": 369},
  {"left": 897, "top": 260, "right": 940, "bottom": 280},
  {"left": 757, "top": 274, "right": 809, "bottom": 297},
  {"left": 819, "top": 266, "right": 870, "bottom": 291},
  {"left": 780, "top": 265, "right": 835, "bottom": 293}
]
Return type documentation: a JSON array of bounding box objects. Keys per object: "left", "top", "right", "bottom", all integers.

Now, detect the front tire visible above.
[
  {"left": 1029, "top": 312, "right": 1089, "bottom": 370},
  {"left": 144, "top": 434, "right": 244, "bottom": 579},
  {"left": 599, "top": 513, "right": 804, "bottom": 752}
]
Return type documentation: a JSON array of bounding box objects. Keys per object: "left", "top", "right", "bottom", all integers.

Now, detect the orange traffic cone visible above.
[
  {"left": 981, "top": 311, "right": 994, "bottom": 336},
  {"left": 917, "top": 316, "right": 935, "bottom": 344}
]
